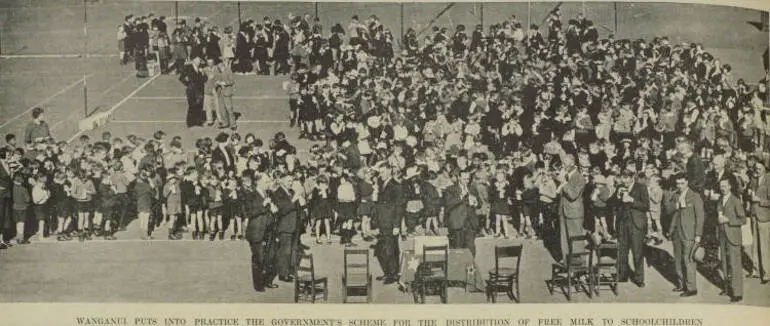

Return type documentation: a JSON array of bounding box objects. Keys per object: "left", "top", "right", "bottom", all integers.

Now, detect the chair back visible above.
[
  {"left": 595, "top": 243, "right": 618, "bottom": 264},
  {"left": 422, "top": 245, "right": 449, "bottom": 278},
  {"left": 343, "top": 249, "right": 370, "bottom": 281},
  {"left": 566, "top": 234, "right": 592, "bottom": 268},
  {"left": 494, "top": 244, "right": 523, "bottom": 275},
  {"left": 297, "top": 253, "right": 315, "bottom": 280}
]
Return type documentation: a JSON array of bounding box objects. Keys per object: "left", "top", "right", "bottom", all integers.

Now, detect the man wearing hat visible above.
[
  {"left": 616, "top": 170, "right": 650, "bottom": 287},
  {"left": 669, "top": 173, "right": 704, "bottom": 297}
]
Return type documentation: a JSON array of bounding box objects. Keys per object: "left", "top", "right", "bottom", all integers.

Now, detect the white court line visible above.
[
  {"left": 131, "top": 95, "right": 289, "bottom": 100},
  {"left": 0, "top": 74, "right": 92, "bottom": 130},
  {"left": 51, "top": 72, "right": 136, "bottom": 131},
  {"left": 0, "top": 54, "right": 119, "bottom": 59},
  {"left": 112, "top": 120, "right": 288, "bottom": 124},
  {"left": 67, "top": 74, "right": 161, "bottom": 143}
]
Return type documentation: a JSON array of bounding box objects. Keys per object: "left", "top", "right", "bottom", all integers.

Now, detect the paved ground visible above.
[{"left": 2, "top": 223, "right": 770, "bottom": 305}]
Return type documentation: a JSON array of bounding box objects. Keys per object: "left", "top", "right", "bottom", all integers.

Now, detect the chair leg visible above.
[
  {"left": 294, "top": 281, "right": 299, "bottom": 303},
  {"left": 324, "top": 280, "right": 328, "bottom": 302},
  {"left": 311, "top": 283, "right": 316, "bottom": 304},
  {"left": 515, "top": 280, "right": 521, "bottom": 303},
  {"left": 566, "top": 274, "right": 572, "bottom": 301}
]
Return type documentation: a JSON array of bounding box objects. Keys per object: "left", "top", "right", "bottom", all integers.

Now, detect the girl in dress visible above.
[
  {"left": 311, "top": 174, "right": 333, "bottom": 244},
  {"left": 489, "top": 171, "right": 513, "bottom": 238}
]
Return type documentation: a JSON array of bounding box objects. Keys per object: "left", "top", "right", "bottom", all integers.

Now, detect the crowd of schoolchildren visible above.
[{"left": 4, "top": 7, "right": 768, "bottom": 297}]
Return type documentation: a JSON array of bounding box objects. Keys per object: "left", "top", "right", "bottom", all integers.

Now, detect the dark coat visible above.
[
  {"left": 718, "top": 194, "right": 746, "bottom": 246},
  {"left": 617, "top": 182, "right": 650, "bottom": 230},
  {"left": 375, "top": 179, "right": 403, "bottom": 230},
  {"left": 245, "top": 190, "right": 271, "bottom": 243},
  {"left": 272, "top": 187, "right": 297, "bottom": 233}
]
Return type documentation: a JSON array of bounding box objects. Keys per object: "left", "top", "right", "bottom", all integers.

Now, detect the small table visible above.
[{"left": 398, "top": 248, "right": 484, "bottom": 293}]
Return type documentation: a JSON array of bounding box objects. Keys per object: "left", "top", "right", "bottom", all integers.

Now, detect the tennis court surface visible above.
[{"left": 1, "top": 0, "right": 768, "bottom": 304}]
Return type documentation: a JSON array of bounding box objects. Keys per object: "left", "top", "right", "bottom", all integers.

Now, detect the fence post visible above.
[
  {"left": 400, "top": 2, "right": 404, "bottom": 41},
  {"left": 83, "top": 76, "right": 89, "bottom": 118},
  {"left": 83, "top": 0, "right": 88, "bottom": 58},
  {"left": 480, "top": 1, "right": 484, "bottom": 29},
  {"left": 527, "top": 1, "right": 531, "bottom": 29},
  {"left": 314, "top": 1, "right": 318, "bottom": 20},
  {"left": 614, "top": 2, "right": 618, "bottom": 35},
  {"left": 175, "top": 1, "right": 179, "bottom": 24},
  {"left": 237, "top": 1, "right": 242, "bottom": 27}
]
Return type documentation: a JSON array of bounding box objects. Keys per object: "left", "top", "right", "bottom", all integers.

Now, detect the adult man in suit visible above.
[
  {"left": 445, "top": 171, "right": 478, "bottom": 256},
  {"left": 558, "top": 154, "right": 587, "bottom": 261},
  {"left": 679, "top": 141, "right": 706, "bottom": 194},
  {"left": 717, "top": 178, "right": 746, "bottom": 302},
  {"left": 702, "top": 155, "right": 731, "bottom": 269},
  {"left": 179, "top": 57, "right": 207, "bottom": 127},
  {"left": 616, "top": 170, "right": 650, "bottom": 287},
  {"left": 668, "top": 173, "right": 704, "bottom": 297},
  {"left": 749, "top": 161, "right": 770, "bottom": 284},
  {"left": 234, "top": 22, "right": 253, "bottom": 73},
  {"left": 244, "top": 173, "right": 279, "bottom": 292},
  {"left": 374, "top": 166, "right": 402, "bottom": 284},
  {"left": 212, "top": 132, "right": 235, "bottom": 172},
  {"left": 272, "top": 174, "right": 300, "bottom": 282}
]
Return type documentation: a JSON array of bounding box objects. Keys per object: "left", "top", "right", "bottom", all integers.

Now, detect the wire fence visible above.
[{"left": 1, "top": 1, "right": 767, "bottom": 79}]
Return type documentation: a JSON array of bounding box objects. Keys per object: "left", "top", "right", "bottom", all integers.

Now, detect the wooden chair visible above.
[
  {"left": 294, "top": 254, "right": 328, "bottom": 303},
  {"left": 486, "top": 244, "right": 523, "bottom": 303},
  {"left": 413, "top": 245, "right": 449, "bottom": 304},
  {"left": 592, "top": 242, "right": 619, "bottom": 296},
  {"left": 341, "top": 249, "right": 372, "bottom": 303},
  {"left": 547, "top": 234, "right": 594, "bottom": 301}
]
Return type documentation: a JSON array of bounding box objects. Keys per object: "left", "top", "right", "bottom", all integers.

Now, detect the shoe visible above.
[
  {"left": 238, "top": 235, "right": 244, "bottom": 240},
  {"left": 672, "top": 286, "right": 685, "bottom": 292},
  {"left": 730, "top": 296, "right": 743, "bottom": 303},
  {"left": 254, "top": 288, "right": 265, "bottom": 292},
  {"left": 231, "top": 235, "right": 237, "bottom": 241},
  {"left": 279, "top": 276, "right": 294, "bottom": 283},
  {"left": 0, "top": 242, "right": 6, "bottom": 250},
  {"left": 376, "top": 275, "right": 386, "bottom": 281},
  {"left": 680, "top": 290, "right": 697, "bottom": 297},
  {"left": 718, "top": 290, "right": 728, "bottom": 296},
  {"left": 383, "top": 278, "right": 396, "bottom": 285},
  {"left": 104, "top": 235, "right": 117, "bottom": 241},
  {"left": 761, "top": 280, "right": 769, "bottom": 285},
  {"left": 633, "top": 280, "right": 645, "bottom": 288},
  {"left": 168, "top": 233, "right": 179, "bottom": 240},
  {"left": 345, "top": 242, "right": 357, "bottom": 247},
  {"left": 265, "top": 283, "right": 279, "bottom": 289},
  {"left": 746, "top": 273, "right": 760, "bottom": 279},
  {"left": 218, "top": 232, "right": 225, "bottom": 240}
]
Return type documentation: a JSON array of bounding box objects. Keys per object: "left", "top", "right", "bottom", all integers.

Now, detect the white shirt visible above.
[
  {"left": 32, "top": 185, "right": 49, "bottom": 205},
  {"left": 337, "top": 182, "right": 356, "bottom": 202}
]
